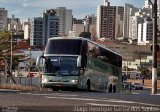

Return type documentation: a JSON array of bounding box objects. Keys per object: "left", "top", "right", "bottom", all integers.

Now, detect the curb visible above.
[
  {"left": 143, "top": 86, "right": 160, "bottom": 89},
  {"left": 0, "top": 89, "right": 21, "bottom": 93}
]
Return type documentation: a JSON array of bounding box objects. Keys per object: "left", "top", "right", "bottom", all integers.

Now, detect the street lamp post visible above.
[
  {"left": 152, "top": 0, "right": 158, "bottom": 95},
  {"left": 149, "top": 0, "right": 158, "bottom": 94},
  {"left": 10, "top": 30, "right": 13, "bottom": 81},
  {"left": 28, "top": 47, "right": 32, "bottom": 86},
  {"left": 83, "top": 20, "right": 86, "bottom": 33}
]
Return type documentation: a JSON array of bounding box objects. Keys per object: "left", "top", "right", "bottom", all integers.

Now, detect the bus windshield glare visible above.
[{"left": 45, "top": 39, "right": 82, "bottom": 55}]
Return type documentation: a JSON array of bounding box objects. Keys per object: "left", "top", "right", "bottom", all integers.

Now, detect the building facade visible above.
[
  {"left": 8, "top": 15, "right": 22, "bottom": 32},
  {"left": 123, "top": 4, "right": 139, "bottom": 39},
  {"left": 30, "top": 17, "right": 43, "bottom": 46},
  {"left": 43, "top": 9, "right": 59, "bottom": 45},
  {"left": 0, "top": 8, "right": 7, "bottom": 31},
  {"left": 138, "top": 18, "right": 153, "bottom": 45},
  {"left": 129, "top": 10, "right": 151, "bottom": 42},
  {"left": 23, "top": 21, "right": 30, "bottom": 40},
  {"left": 96, "top": 0, "right": 124, "bottom": 40},
  {"left": 54, "top": 7, "right": 72, "bottom": 36},
  {"left": 157, "top": 0, "right": 160, "bottom": 17},
  {"left": 72, "top": 19, "right": 84, "bottom": 37}
]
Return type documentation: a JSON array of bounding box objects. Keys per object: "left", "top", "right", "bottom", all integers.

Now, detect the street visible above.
[{"left": 0, "top": 88, "right": 160, "bottom": 112}]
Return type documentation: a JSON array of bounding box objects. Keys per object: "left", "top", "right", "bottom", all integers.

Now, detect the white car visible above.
[{"left": 131, "top": 82, "right": 143, "bottom": 90}]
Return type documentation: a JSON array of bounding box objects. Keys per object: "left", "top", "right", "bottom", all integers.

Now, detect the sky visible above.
[{"left": 0, "top": 0, "right": 145, "bottom": 22}]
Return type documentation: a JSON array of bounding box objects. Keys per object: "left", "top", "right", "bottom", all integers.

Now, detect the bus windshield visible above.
[
  {"left": 45, "top": 39, "right": 82, "bottom": 55},
  {"left": 44, "top": 56, "right": 79, "bottom": 76}
]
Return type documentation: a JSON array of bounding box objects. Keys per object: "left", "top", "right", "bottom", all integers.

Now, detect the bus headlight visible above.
[
  {"left": 71, "top": 80, "right": 78, "bottom": 83},
  {"left": 42, "top": 78, "right": 48, "bottom": 83}
]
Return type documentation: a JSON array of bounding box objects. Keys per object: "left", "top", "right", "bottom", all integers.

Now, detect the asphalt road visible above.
[
  {"left": 132, "top": 87, "right": 160, "bottom": 94},
  {"left": 0, "top": 88, "right": 160, "bottom": 112}
]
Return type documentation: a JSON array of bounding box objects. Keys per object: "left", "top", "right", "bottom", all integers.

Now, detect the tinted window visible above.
[
  {"left": 44, "top": 56, "right": 79, "bottom": 76},
  {"left": 45, "top": 39, "right": 82, "bottom": 55}
]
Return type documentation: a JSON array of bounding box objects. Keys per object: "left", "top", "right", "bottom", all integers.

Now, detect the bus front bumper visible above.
[{"left": 42, "top": 82, "right": 78, "bottom": 88}]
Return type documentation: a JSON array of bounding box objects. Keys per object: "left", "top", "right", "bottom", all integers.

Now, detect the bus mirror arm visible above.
[
  {"left": 77, "top": 56, "right": 81, "bottom": 67},
  {"left": 36, "top": 55, "right": 44, "bottom": 66}
]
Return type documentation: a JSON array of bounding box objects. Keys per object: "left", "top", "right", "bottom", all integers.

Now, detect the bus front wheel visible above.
[{"left": 109, "top": 84, "right": 112, "bottom": 93}]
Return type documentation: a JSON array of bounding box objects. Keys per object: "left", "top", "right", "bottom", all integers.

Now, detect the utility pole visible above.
[
  {"left": 10, "top": 30, "right": 13, "bottom": 81},
  {"left": 28, "top": 47, "right": 32, "bottom": 86},
  {"left": 149, "top": 0, "right": 158, "bottom": 94},
  {"left": 9, "top": 31, "right": 16, "bottom": 84},
  {"left": 83, "top": 20, "right": 86, "bottom": 33}
]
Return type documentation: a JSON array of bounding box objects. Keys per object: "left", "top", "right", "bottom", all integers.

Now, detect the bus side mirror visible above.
[
  {"left": 36, "top": 55, "right": 43, "bottom": 66},
  {"left": 77, "top": 56, "right": 81, "bottom": 67}
]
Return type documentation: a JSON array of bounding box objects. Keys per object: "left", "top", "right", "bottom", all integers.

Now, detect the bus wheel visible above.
[
  {"left": 113, "top": 85, "right": 116, "bottom": 93},
  {"left": 109, "top": 84, "right": 112, "bottom": 93},
  {"left": 52, "top": 88, "right": 59, "bottom": 91},
  {"left": 86, "top": 80, "right": 91, "bottom": 92}
]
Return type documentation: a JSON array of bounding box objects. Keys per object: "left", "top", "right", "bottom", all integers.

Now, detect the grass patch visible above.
[
  {"left": 0, "top": 83, "right": 53, "bottom": 93},
  {"left": 0, "top": 84, "right": 36, "bottom": 91}
]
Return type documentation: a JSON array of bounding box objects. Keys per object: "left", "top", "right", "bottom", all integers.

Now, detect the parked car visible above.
[
  {"left": 123, "top": 82, "right": 131, "bottom": 88},
  {"left": 131, "top": 82, "right": 143, "bottom": 90}
]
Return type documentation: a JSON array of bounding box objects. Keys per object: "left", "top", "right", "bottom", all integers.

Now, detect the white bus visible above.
[{"left": 36, "top": 37, "right": 122, "bottom": 92}]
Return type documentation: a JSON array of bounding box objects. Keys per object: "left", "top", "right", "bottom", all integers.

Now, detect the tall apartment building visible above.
[
  {"left": 96, "top": 0, "right": 124, "bottom": 40},
  {"left": 129, "top": 3, "right": 152, "bottom": 42},
  {"left": 89, "top": 14, "right": 97, "bottom": 37},
  {"left": 115, "top": 7, "right": 124, "bottom": 39},
  {"left": 30, "top": 17, "right": 43, "bottom": 46},
  {"left": 157, "top": 0, "right": 160, "bottom": 17},
  {"left": 43, "top": 9, "right": 59, "bottom": 45},
  {"left": 83, "top": 14, "right": 97, "bottom": 37},
  {"left": 23, "top": 21, "right": 30, "bottom": 40},
  {"left": 138, "top": 18, "right": 153, "bottom": 45},
  {"left": 54, "top": 7, "right": 72, "bottom": 36},
  {"left": 72, "top": 19, "right": 84, "bottom": 37},
  {"left": 71, "top": 15, "right": 97, "bottom": 37},
  {"left": 8, "top": 15, "right": 22, "bottom": 31},
  {"left": 123, "top": 4, "right": 139, "bottom": 39},
  {"left": 138, "top": 17, "right": 160, "bottom": 45},
  {"left": 0, "top": 8, "right": 7, "bottom": 31},
  {"left": 144, "top": 0, "right": 152, "bottom": 9}
]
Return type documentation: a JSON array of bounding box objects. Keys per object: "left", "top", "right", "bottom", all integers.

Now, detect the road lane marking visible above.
[
  {"left": 45, "top": 96, "right": 160, "bottom": 107},
  {"left": 19, "top": 92, "right": 32, "bottom": 95},
  {"left": 132, "top": 92, "right": 140, "bottom": 94},
  {"left": 32, "top": 93, "right": 79, "bottom": 97},
  {"left": 87, "top": 103, "right": 127, "bottom": 107},
  {"left": 32, "top": 93, "right": 56, "bottom": 96},
  {"left": 57, "top": 94, "right": 79, "bottom": 97},
  {"left": 19, "top": 92, "right": 79, "bottom": 97}
]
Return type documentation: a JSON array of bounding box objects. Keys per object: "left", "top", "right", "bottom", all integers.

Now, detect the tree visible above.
[
  {"left": 26, "top": 37, "right": 30, "bottom": 45},
  {"left": 13, "top": 31, "right": 24, "bottom": 40},
  {"left": 0, "top": 31, "right": 12, "bottom": 61},
  {"left": 79, "top": 32, "right": 91, "bottom": 39},
  {"left": 140, "top": 67, "right": 151, "bottom": 79},
  {"left": 0, "top": 31, "right": 24, "bottom": 83}
]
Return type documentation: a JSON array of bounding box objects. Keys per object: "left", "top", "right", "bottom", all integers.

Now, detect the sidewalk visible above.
[{"left": 127, "top": 79, "right": 160, "bottom": 89}]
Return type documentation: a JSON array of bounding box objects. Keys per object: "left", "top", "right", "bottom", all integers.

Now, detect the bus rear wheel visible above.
[
  {"left": 86, "top": 80, "right": 91, "bottom": 92},
  {"left": 109, "top": 84, "right": 112, "bottom": 93}
]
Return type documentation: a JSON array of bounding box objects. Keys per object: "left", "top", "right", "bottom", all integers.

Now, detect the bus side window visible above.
[
  {"left": 81, "top": 41, "right": 88, "bottom": 70},
  {"left": 81, "top": 55, "right": 87, "bottom": 70}
]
